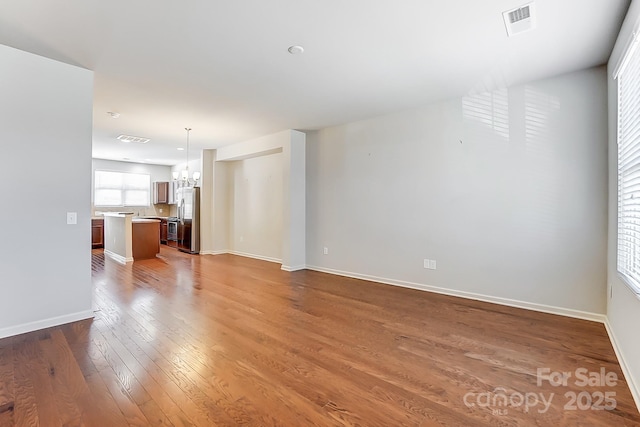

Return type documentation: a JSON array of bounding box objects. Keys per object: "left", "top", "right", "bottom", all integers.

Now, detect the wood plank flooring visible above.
[{"left": 1, "top": 247, "right": 639, "bottom": 426}]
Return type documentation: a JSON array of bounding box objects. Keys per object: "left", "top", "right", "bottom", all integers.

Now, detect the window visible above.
[
  {"left": 617, "top": 34, "right": 640, "bottom": 296},
  {"left": 94, "top": 170, "right": 150, "bottom": 207}
]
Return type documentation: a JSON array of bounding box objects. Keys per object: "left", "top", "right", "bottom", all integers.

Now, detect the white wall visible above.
[
  {"left": 282, "top": 131, "right": 306, "bottom": 270},
  {"left": 199, "top": 149, "right": 215, "bottom": 253},
  {"left": 607, "top": 0, "right": 640, "bottom": 409},
  {"left": 228, "top": 153, "right": 284, "bottom": 261},
  {"left": 0, "top": 44, "right": 94, "bottom": 338},
  {"left": 213, "top": 130, "right": 306, "bottom": 269},
  {"left": 307, "top": 67, "right": 608, "bottom": 319},
  {"left": 212, "top": 153, "right": 230, "bottom": 254},
  {"left": 93, "top": 158, "right": 172, "bottom": 185}
]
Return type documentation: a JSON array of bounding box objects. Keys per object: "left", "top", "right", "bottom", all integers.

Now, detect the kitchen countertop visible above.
[
  {"left": 102, "top": 212, "right": 135, "bottom": 218},
  {"left": 93, "top": 215, "right": 169, "bottom": 220},
  {"left": 132, "top": 218, "right": 161, "bottom": 223}
]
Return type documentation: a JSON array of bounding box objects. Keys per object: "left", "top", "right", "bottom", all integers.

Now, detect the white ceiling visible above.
[{"left": 0, "top": 0, "right": 630, "bottom": 166}]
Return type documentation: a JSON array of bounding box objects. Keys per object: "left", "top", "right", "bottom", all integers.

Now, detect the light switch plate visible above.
[{"left": 67, "top": 212, "right": 77, "bottom": 225}]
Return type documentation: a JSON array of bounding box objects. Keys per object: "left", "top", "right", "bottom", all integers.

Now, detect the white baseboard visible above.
[
  {"left": 104, "top": 250, "right": 133, "bottom": 264},
  {"left": 227, "top": 250, "right": 282, "bottom": 264},
  {"left": 0, "top": 309, "right": 95, "bottom": 339},
  {"left": 281, "top": 264, "right": 306, "bottom": 272},
  {"left": 305, "top": 264, "right": 607, "bottom": 323},
  {"left": 202, "top": 249, "right": 284, "bottom": 265},
  {"left": 198, "top": 250, "right": 230, "bottom": 256},
  {"left": 604, "top": 319, "right": 640, "bottom": 412}
]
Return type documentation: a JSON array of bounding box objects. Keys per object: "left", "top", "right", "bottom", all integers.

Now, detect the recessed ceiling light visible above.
[
  {"left": 117, "top": 134, "right": 150, "bottom": 144},
  {"left": 177, "top": 147, "right": 185, "bottom": 151},
  {"left": 107, "top": 111, "right": 120, "bottom": 118},
  {"left": 288, "top": 45, "right": 304, "bottom": 55}
]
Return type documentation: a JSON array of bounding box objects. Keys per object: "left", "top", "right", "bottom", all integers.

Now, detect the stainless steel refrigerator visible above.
[{"left": 176, "top": 186, "right": 200, "bottom": 254}]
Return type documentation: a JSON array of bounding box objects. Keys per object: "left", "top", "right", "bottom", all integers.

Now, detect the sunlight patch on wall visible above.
[
  {"left": 525, "top": 86, "right": 560, "bottom": 143},
  {"left": 462, "top": 88, "right": 510, "bottom": 139},
  {"left": 521, "top": 85, "right": 562, "bottom": 244}
]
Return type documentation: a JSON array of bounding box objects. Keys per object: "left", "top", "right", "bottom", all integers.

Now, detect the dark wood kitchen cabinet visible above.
[
  {"left": 91, "top": 218, "right": 104, "bottom": 248},
  {"left": 153, "top": 181, "right": 169, "bottom": 204},
  {"left": 160, "top": 218, "right": 168, "bottom": 244},
  {"left": 132, "top": 219, "right": 160, "bottom": 260}
]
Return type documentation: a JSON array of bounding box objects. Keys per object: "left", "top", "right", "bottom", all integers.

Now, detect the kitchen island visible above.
[
  {"left": 132, "top": 218, "right": 161, "bottom": 260},
  {"left": 102, "top": 213, "right": 160, "bottom": 263}
]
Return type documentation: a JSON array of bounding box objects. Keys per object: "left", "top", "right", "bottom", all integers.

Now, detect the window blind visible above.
[
  {"left": 617, "top": 34, "right": 640, "bottom": 295},
  {"left": 95, "top": 170, "right": 150, "bottom": 207}
]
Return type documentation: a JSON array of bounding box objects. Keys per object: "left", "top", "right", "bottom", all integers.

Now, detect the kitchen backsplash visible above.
[{"left": 92, "top": 204, "right": 173, "bottom": 218}]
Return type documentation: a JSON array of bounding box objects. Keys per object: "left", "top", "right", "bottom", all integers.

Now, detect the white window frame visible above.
[
  {"left": 616, "top": 29, "right": 640, "bottom": 297},
  {"left": 94, "top": 170, "right": 151, "bottom": 207}
]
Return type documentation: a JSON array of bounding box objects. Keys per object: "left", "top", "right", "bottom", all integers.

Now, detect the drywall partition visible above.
[
  {"left": 216, "top": 130, "right": 306, "bottom": 270},
  {"left": 229, "top": 153, "right": 284, "bottom": 261},
  {"left": 199, "top": 149, "right": 215, "bottom": 254},
  {"left": 306, "top": 67, "right": 608, "bottom": 320},
  {"left": 216, "top": 132, "right": 285, "bottom": 161},
  {"left": 0, "top": 44, "right": 93, "bottom": 338},
  {"left": 282, "top": 131, "right": 306, "bottom": 270},
  {"left": 213, "top": 155, "right": 230, "bottom": 254},
  {"left": 607, "top": 0, "right": 640, "bottom": 410},
  {"left": 199, "top": 148, "right": 231, "bottom": 256}
]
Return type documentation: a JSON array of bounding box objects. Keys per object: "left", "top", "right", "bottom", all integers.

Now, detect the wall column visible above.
[{"left": 282, "top": 131, "right": 306, "bottom": 271}]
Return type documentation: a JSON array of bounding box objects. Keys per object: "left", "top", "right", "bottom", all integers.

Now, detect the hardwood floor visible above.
[{"left": 1, "top": 247, "right": 639, "bottom": 426}]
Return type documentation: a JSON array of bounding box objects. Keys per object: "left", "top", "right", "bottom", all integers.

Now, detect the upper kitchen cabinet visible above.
[
  {"left": 153, "top": 181, "right": 168, "bottom": 204},
  {"left": 153, "top": 181, "right": 178, "bottom": 205}
]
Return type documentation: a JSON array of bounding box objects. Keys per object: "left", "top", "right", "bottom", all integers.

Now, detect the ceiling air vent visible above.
[
  {"left": 503, "top": 3, "right": 536, "bottom": 37},
  {"left": 117, "top": 134, "right": 150, "bottom": 144}
]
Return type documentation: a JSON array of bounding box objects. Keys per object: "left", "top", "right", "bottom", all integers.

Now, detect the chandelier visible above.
[{"left": 172, "top": 127, "right": 200, "bottom": 185}]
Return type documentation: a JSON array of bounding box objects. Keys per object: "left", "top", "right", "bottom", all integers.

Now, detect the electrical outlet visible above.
[
  {"left": 240, "top": 236, "right": 244, "bottom": 242},
  {"left": 67, "top": 212, "right": 77, "bottom": 225},
  {"left": 424, "top": 259, "right": 437, "bottom": 270},
  {"left": 323, "top": 247, "right": 329, "bottom": 255}
]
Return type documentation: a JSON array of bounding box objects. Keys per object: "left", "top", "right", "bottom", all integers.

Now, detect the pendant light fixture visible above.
[{"left": 174, "top": 127, "right": 201, "bottom": 185}]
